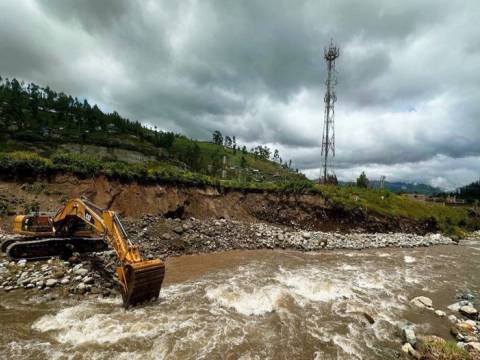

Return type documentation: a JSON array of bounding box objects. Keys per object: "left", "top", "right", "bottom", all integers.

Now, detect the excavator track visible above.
[
  {"left": 5, "top": 237, "right": 108, "bottom": 260},
  {"left": 118, "top": 260, "right": 165, "bottom": 308}
]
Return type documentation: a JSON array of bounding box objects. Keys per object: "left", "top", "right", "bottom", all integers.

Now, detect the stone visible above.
[
  {"left": 25, "top": 283, "right": 34, "bottom": 289},
  {"left": 45, "top": 278, "right": 58, "bottom": 287},
  {"left": 401, "top": 342, "right": 414, "bottom": 354},
  {"left": 302, "top": 232, "right": 311, "bottom": 239},
  {"left": 82, "top": 276, "right": 94, "bottom": 285},
  {"left": 53, "top": 269, "right": 66, "bottom": 278},
  {"left": 363, "top": 312, "right": 375, "bottom": 324},
  {"left": 402, "top": 326, "right": 416, "bottom": 346},
  {"left": 17, "top": 259, "right": 27, "bottom": 268},
  {"left": 448, "top": 301, "right": 472, "bottom": 312},
  {"left": 60, "top": 278, "right": 70, "bottom": 285},
  {"left": 458, "top": 293, "right": 475, "bottom": 301},
  {"left": 460, "top": 305, "right": 478, "bottom": 319},
  {"left": 434, "top": 310, "right": 446, "bottom": 317},
  {"left": 465, "top": 342, "right": 480, "bottom": 353},
  {"left": 74, "top": 268, "right": 88, "bottom": 276},
  {"left": 173, "top": 226, "right": 183, "bottom": 234},
  {"left": 401, "top": 342, "right": 420, "bottom": 359},
  {"left": 76, "top": 282, "right": 87, "bottom": 294},
  {"left": 410, "top": 296, "right": 433, "bottom": 309},
  {"left": 448, "top": 314, "right": 458, "bottom": 323}
]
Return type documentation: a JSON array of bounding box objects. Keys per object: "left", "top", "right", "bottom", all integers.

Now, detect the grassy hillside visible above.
[
  {"left": 0, "top": 77, "right": 303, "bottom": 185},
  {"left": 315, "top": 185, "right": 479, "bottom": 236}
]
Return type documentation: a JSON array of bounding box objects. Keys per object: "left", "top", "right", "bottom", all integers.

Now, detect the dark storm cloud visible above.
[{"left": 0, "top": 0, "right": 479, "bottom": 187}]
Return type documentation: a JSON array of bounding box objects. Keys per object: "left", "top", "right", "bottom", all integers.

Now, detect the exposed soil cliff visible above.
[{"left": 0, "top": 175, "right": 437, "bottom": 234}]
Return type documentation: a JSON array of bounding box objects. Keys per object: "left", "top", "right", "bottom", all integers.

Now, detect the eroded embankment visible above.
[{"left": 0, "top": 175, "right": 436, "bottom": 234}]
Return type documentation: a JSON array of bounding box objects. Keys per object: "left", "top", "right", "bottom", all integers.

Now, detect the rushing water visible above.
[{"left": 1, "top": 239, "right": 479, "bottom": 359}]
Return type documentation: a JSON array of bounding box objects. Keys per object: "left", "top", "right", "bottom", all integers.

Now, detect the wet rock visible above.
[
  {"left": 363, "top": 312, "right": 375, "bottom": 324},
  {"left": 60, "top": 277, "right": 69, "bottom": 285},
  {"left": 402, "top": 326, "right": 416, "bottom": 346},
  {"left": 401, "top": 342, "right": 420, "bottom": 359},
  {"left": 460, "top": 305, "right": 478, "bottom": 319},
  {"left": 434, "top": 310, "right": 446, "bottom": 317},
  {"left": 448, "top": 314, "right": 458, "bottom": 323},
  {"left": 410, "top": 296, "right": 433, "bottom": 309},
  {"left": 448, "top": 301, "right": 472, "bottom": 312},
  {"left": 458, "top": 293, "right": 475, "bottom": 301},
  {"left": 465, "top": 342, "right": 480, "bottom": 353}
]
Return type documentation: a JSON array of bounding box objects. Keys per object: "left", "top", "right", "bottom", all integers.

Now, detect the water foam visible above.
[{"left": 205, "top": 284, "right": 286, "bottom": 316}]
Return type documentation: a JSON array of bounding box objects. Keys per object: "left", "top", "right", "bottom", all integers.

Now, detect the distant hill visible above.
[
  {"left": 0, "top": 77, "right": 304, "bottom": 186},
  {"left": 339, "top": 180, "right": 442, "bottom": 195}
]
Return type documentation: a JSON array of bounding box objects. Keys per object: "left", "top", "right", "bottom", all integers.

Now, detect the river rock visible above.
[
  {"left": 448, "top": 314, "right": 458, "bottom": 323},
  {"left": 82, "top": 276, "right": 94, "bottom": 284},
  {"left": 45, "top": 278, "right": 58, "bottom": 287},
  {"left": 173, "top": 226, "right": 183, "bottom": 234},
  {"left": 401, "top": 342, "right": 420, "bottom": 359},
  {"left": 466, "top": 342, "right": 480, "bottom": 353},
  {"left": 17, "top": 259, "right": 27, "bottom": 268},
  {"left": 448, "top": 301, "right": 472, "bottom": 312},
  {"left": 460, "top": 305, "right": 478, "bottom": 319},
  {"left": 434, "top": 310, "right": 446, "bottom": 317},
  {"left": 402, "top": 326, "right": 416, "bottom": 346},
  {"left": 76, "top": 282, "right": 87, "bottom": 294},
  {"left": 410, "top": 296, "right": 433, "bottom": 309},
  {"left": 363, "top": 312, "right": 375, "bottom": 324},
  {"left": 74, "top": 268, "right": 88, "bottom": 276}
]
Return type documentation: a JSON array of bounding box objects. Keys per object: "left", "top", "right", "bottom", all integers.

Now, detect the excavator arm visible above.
[
  {"left": 6, "top": 198, "right": 165, "bottom": 308},
  {"left": 52, "top": 199, "right": 165, "bottom": 307}
]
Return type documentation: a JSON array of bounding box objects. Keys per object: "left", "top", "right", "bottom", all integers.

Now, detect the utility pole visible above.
[{"left": 320, "top": 40, "right": 339, "bottom": 184}]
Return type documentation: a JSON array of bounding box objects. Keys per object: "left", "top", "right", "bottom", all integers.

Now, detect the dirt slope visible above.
[{"left": 0, "top": 175, "right": 435, "bottom": 234}]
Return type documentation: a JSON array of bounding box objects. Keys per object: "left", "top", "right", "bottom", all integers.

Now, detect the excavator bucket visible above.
[{"left": 117, "top": 259, "right": 165, "bottom": 308}]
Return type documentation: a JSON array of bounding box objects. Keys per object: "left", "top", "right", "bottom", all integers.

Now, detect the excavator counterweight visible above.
[{"left": 3, "top": 198, "right": 165, "bottom": 308}]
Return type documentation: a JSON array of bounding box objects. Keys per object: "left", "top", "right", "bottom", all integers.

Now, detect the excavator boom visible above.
[{"left": 5, "top": 198, "right": 165, "bottom": 308}]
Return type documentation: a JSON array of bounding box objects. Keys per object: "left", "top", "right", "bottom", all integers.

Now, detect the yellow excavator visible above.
[{"left": 2, "top": 198, "right": 165, "bottom": 308}]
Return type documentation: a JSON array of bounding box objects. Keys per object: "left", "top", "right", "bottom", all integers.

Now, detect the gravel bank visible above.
[{"left": 124, "top": 215, "right": 455, "bottom": 258}]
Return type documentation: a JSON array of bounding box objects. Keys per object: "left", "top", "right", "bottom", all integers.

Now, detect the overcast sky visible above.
[{"left": 1, "top": 0, "right": 479, "bottom": 189}]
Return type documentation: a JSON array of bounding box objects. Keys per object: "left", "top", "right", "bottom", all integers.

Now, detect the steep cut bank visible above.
[{"left": 0, "top": 175, "right": 443, "bottom": 234}]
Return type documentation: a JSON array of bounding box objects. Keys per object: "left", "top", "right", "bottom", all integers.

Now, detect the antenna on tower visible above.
[{"left": 320, "top": 39, "right": 339, "bottom": 184}]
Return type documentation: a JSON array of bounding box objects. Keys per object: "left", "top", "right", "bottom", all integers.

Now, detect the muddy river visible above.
[{"left": 1, "top": 239, "right": 479, "bottom": 359}]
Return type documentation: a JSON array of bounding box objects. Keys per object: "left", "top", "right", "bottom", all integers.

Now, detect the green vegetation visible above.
[
  {"left": 314, "top": 184, "right": 480, "bottom": 235},
  {"left": 417, "top": 338, "right": 472, "bottom": 360},
  {"left": 356, "top": 171, "right": 369, "bottom": 188},
  {"left": 456, "top": 179, "right": 480, "bottom": 203},
  {"left": 0, "top": 77, "right": 302, "bottom": 184}
]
